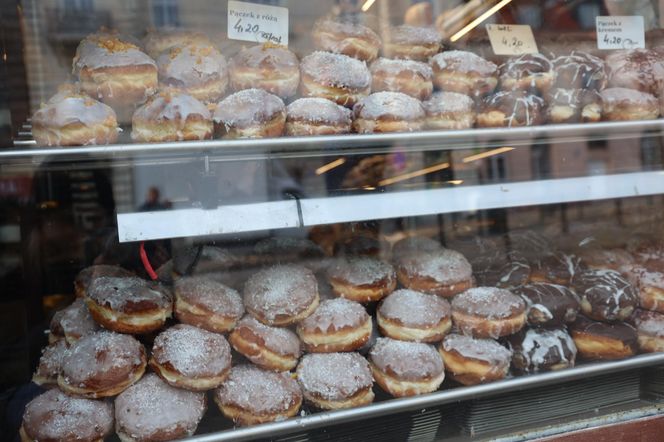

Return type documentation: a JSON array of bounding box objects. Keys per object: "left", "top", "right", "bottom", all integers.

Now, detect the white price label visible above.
[
  {"left": 486, "top": 24, "right": 538, "bottom": 56},
  {"left": 227, "top": 0, "right": 289, "bottom": 46},
  {"left": 596, "top": 16, "right": 645, "bottom": 50}
]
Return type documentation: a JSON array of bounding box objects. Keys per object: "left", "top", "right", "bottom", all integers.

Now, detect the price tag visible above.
[
  {"left": 227, "top": 0, "right": 289, "bottom": 46},
  {"left": 486, "top": 24, "right": 538, "bottom": 56},
  {"left": 596, "top": 16, "right": 645, "bottom": 50}
]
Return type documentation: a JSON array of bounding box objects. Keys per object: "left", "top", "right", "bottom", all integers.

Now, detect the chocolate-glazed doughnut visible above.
[
  {"left": 506, "top": 230, "right": 553, "bottom": 260},
  {"left": 552, "top": 51, "right": 607, "bottom": 90},
  {"left": 451, "top": 287, "right": 526, "bottom": 338},
  {"left": 477, "top": 90, "right": 545, "bottom": 127},
  {"left": 570, "top": 315, "right": 637, "bottom": 360},
  {"left": 296, "top": 352, "right": 374, "bottom": 410},
  {"left": 530, "top": 251, "right": 584, "bottom": 285},
  {"left": 630, "top": 309, "right": 664, "bottom": 353},
  {"left": 578, "top": 247, "right": 635, "bottom": 271},
  {"left": 377, "top": 289, "right": 452, "bottom": 342},
  {"left": 49, "top": 298, "right": 100, "bottom": 344},
  {"left": 74, "top": 264, "right": 133, "bottom": 298},
  {"left": 312, "top": 19, "right": 381, "bottom": 62},
  {"left": 115, "top": 373, "right": 206, "bottom": 442},
  {"left": 396, "top": 248, "right": 473, "bottom": 297},
  {"left": 326, "top": 256, "right": 396, "bottom": 303},
  {"left": 508, "top": 327, "right": 577, "bottom": 373},
  {"left": 472, "top": 250, "right": 531, "bottom": 289},
  {"left": 546, "top": 88, "right": 602, "bottom": 124},
  {"left": 174, "top": 275, "right": 244, "bottom": 333},
  {"left": 32, "top": 340, "right": 67, "bottom": 387},
  {"left": 621, "top": 265, "right": 664, "bottom": 313},
  {"left": 499, "top": 53, "right": 553, "bottom": 93},
  {"left": 513, "top": 282, "right": 580, "bottom": 326},
  {"left": 573, "top": 269, "right": 638, "bottom": 322},
  {"left": 214, "top": 364, "right": 303, "bottom": 426},
  {"left": 20, "top": 389, "right": 113, "bottom": 442},
  {"left": 430, "top": 50, "right": 498, "bottom": 97},
  {"left": 229, "top": 315, "right": 302, "bottom": 371},
  {"left": 369, "top": 337, "right": 445, "bottom": 397},
  {"left": 297, "top": 298, "right": 371, "bottom": 352},
  {"left": 58, "top": 330, "right": 147, "bottom": 398},
  {"left": 439, "top": 333, "right": 512, "bottom": 385}
]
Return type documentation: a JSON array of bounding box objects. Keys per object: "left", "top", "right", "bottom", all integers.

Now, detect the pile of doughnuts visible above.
[{"left": 32, "top": 14, "right": 664, "bottom": 147}]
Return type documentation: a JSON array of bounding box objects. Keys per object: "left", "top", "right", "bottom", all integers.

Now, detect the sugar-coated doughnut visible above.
[
  {"left": 85, "top": 276, "right": 172, "bottom": 334},
  {"left": 296, "top": 352, "right": 374, "bottom": 410},
  {"left": 396, "top": 248, "right": 473, "bottom": 297},
  {"left": 423, "top": 91, "right": 476, "bottom": 130},
  {"left": 297, "top": 297, "right": 371, "bottom": 352},
  {"left": 58, "top": 330, "right": 146, "bottom": 398},
  {"left": 452, "top": 287, "right": 526, "bottom": 338},
  {"left": 530, "top": 251, "right": 584, "bottom": 285},
  {"left": 143, "top": 28, "right": 213, "bottom": 59},
  {"left": 439, "top": 333, "right": 511, "bottom": 385},
  {"left": 150, "top": 324, "right": 232, "bottom": 391},
  {"left": 49, "top": 298, "right": 100, "bottom": 344},
  {"left": 570, "top": 315, "right": 637, "bottom": 360},
  {"left": 352, "top": 91, "right": 425, "bottom": 133},
  {"left": 391, "top": 236, "right": 442, "bottom": 257},
  {"left": 513, "top": 282, "right": 580, "bottom": 327},
  {"left": 404, "top": 2, "right": 433, "bottom": 27},
  {"left": 229, "top": 315, "right": 301, "bottom": 371},
  {"left": 546, "top": 88, "right": 602, "bottom": 123},
  {"left": 300, "top": 51, "right": 371, "bottom": 108},
  {"left": 382, "top": 25, "right": 441, "bottom": 62},
  {"left": 477, "top": 90, "right": 545, "bottom": 127},
  {"left": 312, "top": 19, "right": 381, "bottom": 62},
  {"left": 508, "top": 327, "right": 577, "bottom": 373},
  {"left": 630, "top": 309, "right": 664, "bottom": 353},
  {"left": 627, "top": 238, "right": 664, "bottom": 271},
  {"left": 285, "top": 97, "right": 352, "bottom": 136},
  {"left": 213, "top": 88, "right": 286, "bottom": 138},
  {"left": 377, "top": 289, "right": 452, "bottom": 342},
  {"left": 20, "top": 389, "right": 113, "bottom": 442},
  {"left": 621, "top": 265, "right": 664, "bottom": 313},
  {"left": 74, "top": 264, "right": 133, "bottom": 298},
  {"left": 131, "top": 89, "right": 212, "bottom": 142},
  {"left": 369, "top": 337, "right": 445, "bottom": 397},
  {"left": 115, "top": 373, "right": 206, "bottom": 442},
  {"left": 600, "top": 87, "right": 660, "bottom": 121},
  {"left": 157, "top": 41, "right": 228, "bottom": 103},
  {"left": 573, "top": 268, "right": 638, "bottom": 322},
  {"left": 244, "top": 264, "right": 320, "bottom": 326},
  {"left": 326, "top": 256, "right": 396, "bottom": 303},
  {"left": 370, "top": 58, "right": 433, "bottom": 100},
  {"left": 229, "top": 43, "right": 300, "bottom": 99},
  {"left": 606, "top": 49, "right": 664, "bottom": 96},
  {"left": 552, "top": 51, "right": 606, "bottom": 90},
  {"left": 430, "top": 50, "right": 498, "bottom": 97},
  {"left": 334, "top": 234, "right": 390, "bottom": 258},
  {"left": 31, "top": 340, "right": 67, "bottom": 387},
  {"left": 215, "top": 365, "right": 303, "bottom": 426},
  {"left": 174, "top": 275, "right": 244, "bottom": 333},
  {"left": 499, "top": 53, "right": 553, "bottom": 93}
]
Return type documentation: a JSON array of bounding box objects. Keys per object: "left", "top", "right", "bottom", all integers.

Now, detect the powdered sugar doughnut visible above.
[
  {"left": 451, "top": 287, "right": 526, "bottom": 338},
  {"left": 58, "top": 330, "right": 146, "bottom": 398},
  {"left": 499, "top": 53, "right": 553, "bottom": 93},
  {"left": 630, "top": 309, "right": 664, "bottom": 353},
  {"left": 143, "top": 28, "right": 213, "bottom": 59},
  {"left": 74, "top": 264, "right": 133, "bottom": 298},
  {"left": 352, "top": 91, "right": 425, "bottom": 133},
  {"left": 508, "top": 327, "right": 577, "bottom": 373},
  {"left": 573, "top": 268, "right": 638, "bottom": 322},
  {"left": 49, "top": 298, "right": 100, "bottom": 344},
  {"left": 115, "top": 373, "right": 206, "bottom": 442},
  {"left": 391, "top": 236, "right": 442, "bottom": 257},
  {"left": 382, "top": 25, "right": 441, "bottom": 61},
  {"left": 213, "top": 88, "right": 286, "bottom": 138},
  {"left": 296, "top": 352, "right": 374, "bottom": 409},
  {"left": 423, "top": 91, "right": 476, "bottom": 129},
  {"left": 229, "top": 315, "right": 301, "bottom": 371},
  {"left": 32, "top": 340, "right": 67, "bottom": 387},
  {"left": 150, "top": 324, "right": 232, "bottom": 391},
  {"left": 157, "top": 42, "right": 228, "bottom": 103},
  {"left": 243, "top": 264, "right": 320, "bottom": 326},
  {"left": 174, "top": 275, "right": 244, "bottom": 333},
  {"left": 477, "top": 90, "right": 545, "bottom": 127},
  {"left": 300, "top": 51, "right": 371, "bottom": 108},
  {"left": 229, "top": 43, "right": 300, "bottom": 98},
  {"left": 370, "top": 58, "right": 433, "bottom": 100},
  {"left": 439, "top": 333, "right": 512, "bottom": 385},
  {"left": 131, "top": 89, "right": 212, "bottom": 142},
  {"left": 285, "top": 97, "right": 352, "bottom": 136},
  {"left": 513, "top": 282, "right": 579, "bottom": 327},
  {"left": 430, "top": 50, "right": 498, "bottom": 97},
  {"left": 297, "top": 298, "right": 371, "bottom": 352},
  {"left": 20, "top": 389, "right": 113, "bottom": 442},
  {"left": 369, "top": 337, "right": 444, "bottom": 397},
  {"left": 312, "top": 19, "right": 381, "bottom": 62},
  {"left": 396, "top": 248, "right": 473, "bottom": 298},
  {"left": 214, "top": 365, "right": 302, "bottom": 426},
  {"left": 377, "top": 289, "right": 452, "bottom": 342},
  {"left": 85, "top": 276, "right": 172, "bottom": 334},
  {"left": 600, "top": 87, "right": 660, "bottom": 121},
  {"left": 326, "top": 256, "right": 396, "bottom": 303},
  {"left": 606, "top": 49, "right": 664, "bottom": 96}
]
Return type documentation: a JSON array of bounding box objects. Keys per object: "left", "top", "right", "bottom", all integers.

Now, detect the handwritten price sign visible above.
[
  {"left": 596, "top": 16, "right": 644, "bottom": 50},
  {"left": 486, "top": 24, "right": 538, "bottom": 56},
  {"left": 228, "top": 1, "right": 289, "bottom": 46}
]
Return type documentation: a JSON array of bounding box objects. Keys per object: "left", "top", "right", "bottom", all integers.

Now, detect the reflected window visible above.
[{"left": 152, "top": 0, "right": 180, "bottom": 27}]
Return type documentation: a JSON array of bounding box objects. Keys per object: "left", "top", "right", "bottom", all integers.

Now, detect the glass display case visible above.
[{"left": 3, "top": 1, "right": 664, "bottom": 441}]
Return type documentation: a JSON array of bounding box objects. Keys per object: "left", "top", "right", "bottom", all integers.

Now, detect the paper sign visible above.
[
  {"left": 596, "top": 16, "right": 645, "bottom": 50},
  {"left": 486, "top": 24, "right": 538, "bottom": 56},
  {"left": 227, "top": 1, "right": 289, "bottom": 46}
]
